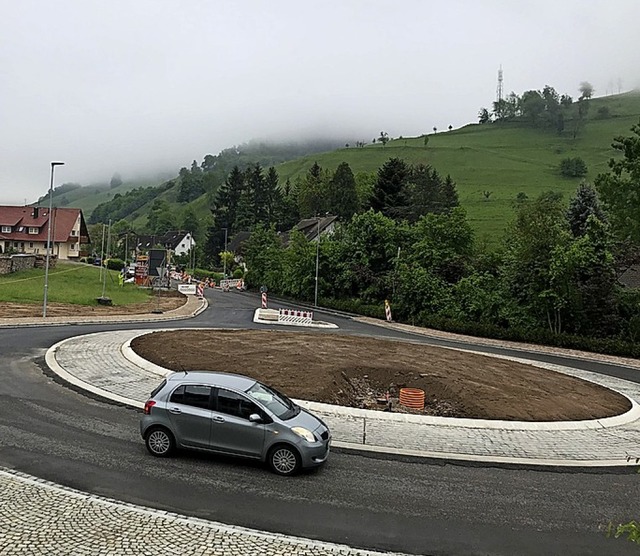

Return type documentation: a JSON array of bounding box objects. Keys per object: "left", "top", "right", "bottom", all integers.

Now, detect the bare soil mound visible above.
[{"left": 131, "top": 329, "right": 631, "bottom": 421}]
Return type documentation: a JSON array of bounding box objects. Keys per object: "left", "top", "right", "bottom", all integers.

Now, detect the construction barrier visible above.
[
  {"left": 278, "top": 308, "right": 313, "bottom": 325},
  {"left": 384, "top": 299, "right": 392, "bottom": 322},
  {"left": 261, "top": 292, "right": 268, "bottom": 308},
  {"left": 399, "top": 387, "right": 425, "bottom": 410},
  {"left": 197, "top": 283, "right": 204, "bottom": 298},
  {"left": 220, "top": 279, "right": 243, "bottom": 290}
]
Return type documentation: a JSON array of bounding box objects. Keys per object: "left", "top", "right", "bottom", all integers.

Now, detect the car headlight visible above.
[{"left": 291, "top": 427, "right": 315, "bottom": 442}]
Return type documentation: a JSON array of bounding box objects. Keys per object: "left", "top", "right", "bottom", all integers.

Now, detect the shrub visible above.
[
  {"left": 559, "top": 157, "right": 588, "bottom": 177},
  {"left": 232, "top": 268, "right": 244, "bottom": 279},
  {"left": 106, "top": 258, "right": 124, "bottom": 271}
]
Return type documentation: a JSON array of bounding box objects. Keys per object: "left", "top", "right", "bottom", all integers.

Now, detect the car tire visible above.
[
  {"left": 268, "top": 444, "right": 301, "bottom": 476},
  {"left": 145, "top": 427, "right": 175, "bottom": 457}
]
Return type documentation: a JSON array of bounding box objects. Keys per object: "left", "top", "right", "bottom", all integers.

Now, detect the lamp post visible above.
[
  {"left": 43, "top": 162, "right": 64, "bottom": 318},
  {"left": 222, "top": 227, "right": 228, "bottom": 278},
  {"left": 314, "top": 217, "right": 320, "bottom": 307}
]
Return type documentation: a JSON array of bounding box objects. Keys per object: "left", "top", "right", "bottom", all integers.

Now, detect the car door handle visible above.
[
  {"left": 212, "top": 415, "right": 225, "bottom": 423},
  {"left": 168, "top": 407, "right": 182, "bottom": 415}
]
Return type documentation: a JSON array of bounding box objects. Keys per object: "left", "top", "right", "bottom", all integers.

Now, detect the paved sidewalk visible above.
[
  {"left": 47, "top": 328, "right": 640, "bottom": 468},
  {"left": 0, "top": 468, "right": 409, "bottom": 556}
]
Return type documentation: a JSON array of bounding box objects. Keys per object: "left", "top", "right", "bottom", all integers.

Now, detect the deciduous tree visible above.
[{"left": 595, "top": 119, "right": 640, "bottom": 244}]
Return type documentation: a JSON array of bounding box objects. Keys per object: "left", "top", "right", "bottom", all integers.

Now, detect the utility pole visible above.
[
  {"left": 43, "top": 161, "right": 64, "bottom": 317},
  {"left": 314, "top": 217, "right": 320, "bottom": 307},
  {"left": 223, "top": 227, "right": 228, "bottom": 278},
  {"left": 101, "top": 219, "right": 112, "bottom": 299}
]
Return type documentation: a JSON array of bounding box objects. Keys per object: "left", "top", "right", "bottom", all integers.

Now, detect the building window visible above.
[
  {"left": 1, "top": 226, "right": 11, "bottom": 233},
  {"left": 71, "top": 230, "right": 77, "bottom": 236},
  {"left": 28, "top": 227, "right": 39, "bottom": 234},
  {"left": 71, "top": 243, "right": 76, "bottom": 250},
  {"left": 29, "top": 242, "right": 34, "bottom": 248}
]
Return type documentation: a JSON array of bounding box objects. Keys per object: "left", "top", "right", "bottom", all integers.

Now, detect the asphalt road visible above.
[{"left": 0, "top": 289, "right": 638, "bottom": 555}]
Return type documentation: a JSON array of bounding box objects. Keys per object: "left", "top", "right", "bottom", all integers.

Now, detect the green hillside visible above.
[
  {"left": 68, "top": 91, "right": 640, "bottom": 245},
  {"left": 276, "top": 90, "right": 640, "bottom": 243},
  {"left": 38, "top": 178, "right": 166, "bottom": 218}
]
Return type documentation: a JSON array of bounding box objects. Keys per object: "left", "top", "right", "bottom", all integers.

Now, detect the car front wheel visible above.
[
  {"left": 145, "top": 427, "right": 175, "bottom": 457},
  {"left": 268, "top": 444, "right": 301, "bottom": 476}
]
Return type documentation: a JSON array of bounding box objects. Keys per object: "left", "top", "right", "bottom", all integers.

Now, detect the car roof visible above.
[{"left": 166, "top": 370, "right": 257, "bottom": 391}]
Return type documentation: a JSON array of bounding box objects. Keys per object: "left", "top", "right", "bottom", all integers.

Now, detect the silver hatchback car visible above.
[{"left": 140, "top": 371, "right": 331, "bottom": 475}]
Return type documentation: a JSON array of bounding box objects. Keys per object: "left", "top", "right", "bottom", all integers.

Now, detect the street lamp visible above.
[
  {"left": 222, "top": 227, "right": 228, "bottom": 278},
  {"left": 43, "top": 161, "right": 64, "bottom": 317},
  {"left": 314, "top": 217, "right": 320, "bottom": 307}
]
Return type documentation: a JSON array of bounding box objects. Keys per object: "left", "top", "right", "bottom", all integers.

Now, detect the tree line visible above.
[
  {"left": 478, "top": 81, "right": 594, "bottom": 137},
  {"left": 240, "top": 120, "right": 640, "bottom": 356}
]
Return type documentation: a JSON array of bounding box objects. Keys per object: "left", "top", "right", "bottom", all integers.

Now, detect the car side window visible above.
[
  {"left": 216, "top": 388, "right": 260, "bottom": 420},
  {"left": 170, "top": 385, "right": 211, "bottom": 409}
]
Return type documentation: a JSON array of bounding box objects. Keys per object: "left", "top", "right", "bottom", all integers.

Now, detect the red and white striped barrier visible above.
[
  {"left": 278, "top": 308, "right": 313, "bottom": 325},
  {"left": 384, "top": 299, "right": 392, "bottom": 322},
  {"left": 197, "top": 283, "right": 204, "bottom": 298},
  {"left": 261, "top": 292, "right": 268, "bottom": 308},
  {"left": 220, "top": 278, "right": 244, "bottom": 290}
]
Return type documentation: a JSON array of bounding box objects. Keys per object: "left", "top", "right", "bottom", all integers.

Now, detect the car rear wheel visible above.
[
  {"left": 145, "top": 427, "right": 175, "bottom": 457},
  {"left": 268, "top": 444, "right": 301, "bottom": 476}
]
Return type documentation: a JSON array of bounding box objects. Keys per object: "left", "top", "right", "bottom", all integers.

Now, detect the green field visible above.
[
  {"left": 0, "top": 262, "right": 151, "bottom": 306},
  {"left": 276, "top": 91, "right": 640, "bottom": 243}
]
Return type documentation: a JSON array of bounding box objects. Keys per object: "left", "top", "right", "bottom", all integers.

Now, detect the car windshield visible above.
[{"left": 246, "top": 382, "right": 298, "bottom": 420}]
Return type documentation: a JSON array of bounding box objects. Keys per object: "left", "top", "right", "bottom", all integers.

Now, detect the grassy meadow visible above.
[
  {"left": 276, "top": 90, "right": 640, "bottom": 244},
  {"left": 0, "top": 262, "right": 151, "bottom": 306}
]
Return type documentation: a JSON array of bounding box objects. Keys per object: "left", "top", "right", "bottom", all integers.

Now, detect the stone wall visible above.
[{"left": 0, "top": 254, "right": 53, "bottom": 275}]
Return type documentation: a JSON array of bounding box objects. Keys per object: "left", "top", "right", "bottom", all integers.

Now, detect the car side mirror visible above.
[{"left": 249, "top": 413, "right": 262, "bottom": 423}]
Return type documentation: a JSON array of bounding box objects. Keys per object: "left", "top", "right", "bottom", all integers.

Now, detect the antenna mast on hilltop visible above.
[{"left": 496, "top": 65, "right": 504, "bottom": 104}]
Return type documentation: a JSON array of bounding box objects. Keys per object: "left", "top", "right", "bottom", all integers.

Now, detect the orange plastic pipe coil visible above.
[{"left": 399, "top": 387, "right": 425, "bottom": 410}]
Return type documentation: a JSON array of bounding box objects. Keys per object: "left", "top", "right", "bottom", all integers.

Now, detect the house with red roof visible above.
[{"left": 0, "top": 205, "right": 89, "bottom": 260}]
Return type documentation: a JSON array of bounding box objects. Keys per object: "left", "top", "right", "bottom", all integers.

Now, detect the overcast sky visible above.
[{"left": 2, "top": 0, "right": 639, "bottom": 204}]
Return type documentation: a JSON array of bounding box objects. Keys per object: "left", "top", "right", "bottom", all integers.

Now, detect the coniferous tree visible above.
[
  {"left": 439, "top": 175, "right": 460, "bottom": 212},
  {"left": 405, "top": 164, "right": 442, "bottom": 221},
  {"left": 328, "top": 162, "right": 359, "bottom": 220},
  {"left": 263, "top": 166, "right": 283, "bottom": 227},
  {"left": 298, "top": 162, "right": 329, "bottom": 218},
  {"left": 247, "top": 163, "right": 267, "bottom": 224},
  {"left": 278, "top": 178, "right": 300, "bottom": 231},
  {"left": 212, "top": 165, "right": 244, "bottom": 234},
  {"left": 566, "top": 182, "right": 606, "bottom": 238},
  {"left": 370, "top": 157, "right": 410, "bottom": 219}
]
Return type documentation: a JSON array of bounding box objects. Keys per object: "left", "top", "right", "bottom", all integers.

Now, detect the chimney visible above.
[{"left": 33, "top": 207, "right": 39, "bottom": 218}]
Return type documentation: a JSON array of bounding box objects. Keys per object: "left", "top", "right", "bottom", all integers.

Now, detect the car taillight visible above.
[{"left": 143, "top": 400, "right": 156, "bottom": 415}]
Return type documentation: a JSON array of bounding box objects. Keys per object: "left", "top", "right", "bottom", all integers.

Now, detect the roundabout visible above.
[{"left": 1, "top": 288, "right": 639, "bottom": 555}]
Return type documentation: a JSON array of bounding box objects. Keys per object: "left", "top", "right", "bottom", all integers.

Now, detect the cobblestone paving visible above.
[
  {"left": 51, "top": 329, "right": 640, "bottom": 465},
  {"left": 0, "top": 469, "right": 408, "bottom": 556}
]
